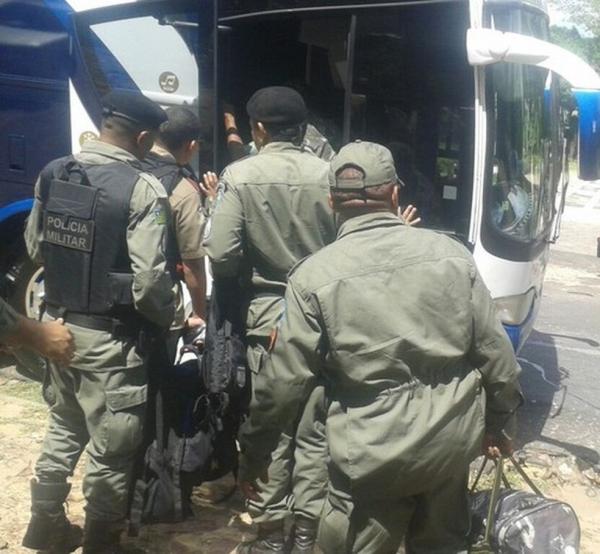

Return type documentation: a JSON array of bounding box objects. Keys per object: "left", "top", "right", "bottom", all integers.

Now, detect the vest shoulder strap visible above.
[
  {"left": 39, "top": 155, "right": 78, "bottom": 202},
  {"left": 141, "top": 154, "right": 182, "bottom": 196}
]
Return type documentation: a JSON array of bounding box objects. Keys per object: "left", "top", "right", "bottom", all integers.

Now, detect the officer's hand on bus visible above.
[
  {"left": 223, "top": 105, "right": 237, "bottom": 130},
  {"left": 482, "top": 431, "right": 514, "bottom": 459},
  {"left": 400, "top": 204, "right": 421, "bottom": 226},
  {"left": 31, "top": 318, "right": 75, "bottom": 366},
  {"left": 201, "top": 172, "right": 219, "bottom": 201}
]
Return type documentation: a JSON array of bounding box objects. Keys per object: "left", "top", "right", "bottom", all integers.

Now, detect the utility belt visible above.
[{"left": 45, "top": 304, "right": 142, "bottom": 339}]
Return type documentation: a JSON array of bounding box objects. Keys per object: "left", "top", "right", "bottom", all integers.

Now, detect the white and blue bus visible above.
[{"left": 2, "top": 0, "right": 600, "bottom": 352}]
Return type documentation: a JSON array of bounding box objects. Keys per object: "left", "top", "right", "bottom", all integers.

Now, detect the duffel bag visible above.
[{"left": 470, "top": 455, "right": 580, "bottom": 553}]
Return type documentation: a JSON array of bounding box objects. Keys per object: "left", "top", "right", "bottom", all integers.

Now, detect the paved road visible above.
[
  {"left": 517, "top": 178, "right": 600, "bottom": 467},
  {"left": 564, "top": 178, "right": 600, "bottom": 211}
]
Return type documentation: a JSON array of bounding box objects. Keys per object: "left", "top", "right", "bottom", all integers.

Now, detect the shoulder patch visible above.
[{"left": 152, "top": 204, "right": 168, "bottom": 226}]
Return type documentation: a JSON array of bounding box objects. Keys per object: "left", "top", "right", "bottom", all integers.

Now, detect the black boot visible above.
[
  {"left": 236, "top": 521, "right": 288, "bottom": 553},
  {"left": 290, "top": 516, "right": 318, "bottom": 554},
  {"left": 82, "top": 519, "right": 125, "bottom": 554},
  {"left": 22, "top": 479, "right": 82, "bottom": 553}
]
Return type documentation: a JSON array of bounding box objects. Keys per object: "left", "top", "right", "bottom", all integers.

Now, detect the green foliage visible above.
[
  {"left": 550, "top": 25, "right": 600, "bottom": 72},
  {"left": 550, "top": 25, "right": 600, "bottom": 109},
  {"left": 549, "top": 0, "right": 600, "bottom": 37}
]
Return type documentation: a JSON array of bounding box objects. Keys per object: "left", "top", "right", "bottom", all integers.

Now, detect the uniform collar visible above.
[
  {"left": 150, "top": 144, "right": 177, "bottom": 164},
  {"left": 336, "top": 211, "right": 404, "bottom": 240},
  {"left": 80, "top": 140, "right": 142, "bottom": 167},
  {"left": 258, "top": 141, "right": 303, "bottom": 155}
]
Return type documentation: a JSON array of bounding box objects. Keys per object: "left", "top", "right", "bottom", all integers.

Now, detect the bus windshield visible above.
[{"left": 483, "top": 5, "right": 561, "bottom": 252}]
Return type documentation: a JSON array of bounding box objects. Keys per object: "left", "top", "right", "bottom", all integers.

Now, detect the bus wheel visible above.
[{"left": 7, "top": 255, "right": 44, "bottom": 319}]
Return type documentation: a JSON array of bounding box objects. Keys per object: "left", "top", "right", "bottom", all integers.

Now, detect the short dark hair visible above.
[
  {"left": 330, "top": 167, "right": 395, "bottom": 214},
  {"left": 159, "top": 106, "right": 201, "bottom": 151},
  {"left": 262, "top": 121, "right": 307, "bottom": 145},
  {"left": 101, "top": 114, "right": 146, "bottom": 138}
]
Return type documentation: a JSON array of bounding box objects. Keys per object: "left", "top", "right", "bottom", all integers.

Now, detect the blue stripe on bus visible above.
[
  {"left": 503, "top": 324, "right": 522, "bottom": 353},
  {"left": 0, "top": 199, "right": 34, "bottom": 224},
  {"left": 575, "top": 89, "right": 600, "bottom": 180},
  {"left": 502, "top": 294, "right": 537, "bottom": 353}
]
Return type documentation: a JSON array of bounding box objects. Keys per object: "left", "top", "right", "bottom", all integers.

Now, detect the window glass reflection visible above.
[
  {"left": 487, "top": 6, "right": 556, "bottom": 243},
  {"left": 349, "top": 4, "right": 474, "bottom": 235}
]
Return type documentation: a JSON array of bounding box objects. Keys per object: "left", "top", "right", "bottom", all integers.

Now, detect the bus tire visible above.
[{"left": 7, "top": 253, "right": 44, "bottom": 319}]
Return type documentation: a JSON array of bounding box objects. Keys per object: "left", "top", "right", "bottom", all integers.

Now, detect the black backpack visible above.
[
  {"left": 201, "top": 277, "right": 248, "bottom": 400},
  {"left": 128, "top": 277, "right": 249, "bottom": 534}
]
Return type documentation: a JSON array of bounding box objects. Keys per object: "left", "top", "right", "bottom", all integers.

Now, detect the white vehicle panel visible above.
[
  {"left": 473, "top": 241, "right": 547, "bottom": 299},
  {"left": 69, "top": 82, "right": 99, "bottom": 154},
  {"left": 91, "top": 17, "right": 199, "bottom": 101}
]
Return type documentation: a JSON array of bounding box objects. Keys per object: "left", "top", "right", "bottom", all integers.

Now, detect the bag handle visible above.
[
  {"left": 507, "top": 454, "right": 544, "bottom": 496},
  {"left": 471, "top": 454, "right": 544, "bottom": 549}
]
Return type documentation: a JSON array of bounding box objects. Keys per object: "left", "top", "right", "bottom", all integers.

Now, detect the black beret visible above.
[
  {"left": 246, "top": 86, "right": 308, "bottom": 126},
  {"left": 102, "top": 90, "right": 167, "bottom": 130}
]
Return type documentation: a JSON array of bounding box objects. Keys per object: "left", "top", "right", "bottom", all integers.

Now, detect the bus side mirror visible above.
[
  {"left": 467, "top": 28, "right": 600, "bottom": 180},
  {"left": 574, "top": 89, "right": 600, "bottom": 181}
]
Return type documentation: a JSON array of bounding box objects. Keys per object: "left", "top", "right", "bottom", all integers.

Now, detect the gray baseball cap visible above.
[{"left": 329, "top": 140, "right": 399, "bottom": 190}]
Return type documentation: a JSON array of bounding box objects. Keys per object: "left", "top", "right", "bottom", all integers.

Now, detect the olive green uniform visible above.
[
  {"left": 240, "top": 212, "right": 522, "bottom": 553},
  {"left": 24, "top": 140, "right": 175, "bottom": 522},
  {"left": 150, "top": 145, "right": 209, "bottom": 332},
  {"left": 204, "top": 141, "right": 335, "bottom": 523}
]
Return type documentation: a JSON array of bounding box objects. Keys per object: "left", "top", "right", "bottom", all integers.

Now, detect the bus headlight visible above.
[{"left": 493, "top": 289, "right": 537, "bottom": 326}]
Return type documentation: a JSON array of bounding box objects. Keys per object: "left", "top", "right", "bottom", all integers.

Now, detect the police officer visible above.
[
  {"left": 239, "top": 141, "right": 523, "bottom": 554},
  {"left": 23, "top": 91, "right": 175, "bottom": 554},
  {"left": 141, "top": 106, "right": 215, "bottom": 351},
  {"left": 0, "top": 298, "right": 74, "bottom": 365},
  {"left": 224, "top": 107, "right": 335, "bottom": 164},
  {"left": 204, "top": 86, "right": 336, "bottom": 553}
]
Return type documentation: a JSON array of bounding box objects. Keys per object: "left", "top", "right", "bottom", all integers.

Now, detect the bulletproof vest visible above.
[
  {"left": 141, "top": 153, "right": 200, "bottom": 277},
  {"left": 141, "top": 152, "right": 183, "bottom": 196},
  {"left": 39, "top": 156, "right": 138, "bottom": 317}
]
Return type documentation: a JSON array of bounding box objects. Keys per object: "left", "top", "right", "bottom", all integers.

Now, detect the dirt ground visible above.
[
  {"left": 1, "top": 373, "right": 599, "bottom": 553},
  {"left": 0, "top": 373, "right": 252, "bottom": 553}
]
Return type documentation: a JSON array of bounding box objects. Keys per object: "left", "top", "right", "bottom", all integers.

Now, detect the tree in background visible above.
[
  {"left": 550, "top": 25, "right": 600, "bottom": 72},
  {"left": 547, "top": 7, "right": 600, "bottom": 161},
  {"left": 549, "top": 0, "right": 600, "bottom": 38}
]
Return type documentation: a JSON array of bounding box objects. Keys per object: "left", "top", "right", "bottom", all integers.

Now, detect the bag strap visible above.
[
  {"left": 508, "top": 454, "right": 544, "bottom": 496},
  {"left": 472, "top": 454, "right": 544, "bottom": 549},
  {"left": 484, "top": 456, "right": 505, "bottom": 546}
]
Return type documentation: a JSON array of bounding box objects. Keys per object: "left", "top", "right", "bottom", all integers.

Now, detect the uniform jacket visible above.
[
  {"left": 240, "top": 211, "right": 522, "bottom": 499},
  {"left": 203, "top": 141, "right": 336, "bottom": 342},
  {"left": 143, "top": 146, "right": 209, "bottom": 329},
  {"left": 25, "top": 140, "right": 175, "bottom": 371}
]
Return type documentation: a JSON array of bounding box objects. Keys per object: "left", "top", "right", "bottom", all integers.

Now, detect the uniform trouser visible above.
[
  {"left": 246, "top": 341, "right": 328, "bottom": 524},
  {"left": 318, "top": 467, "right": 470, "bottom": 554},
  {"left": 35, "top": 363, "right": 148, "bottom": 522}
]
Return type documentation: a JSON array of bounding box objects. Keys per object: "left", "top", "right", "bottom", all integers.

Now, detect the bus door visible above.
[
  {"left": 68, "top": 0, "right": 216, "bottom": 171},
  {"left": 218, "top": 2, "right": 475, "bottom": 238},
  {"left": 217, "top": 12, "right": 350, "bottom": 169}
]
